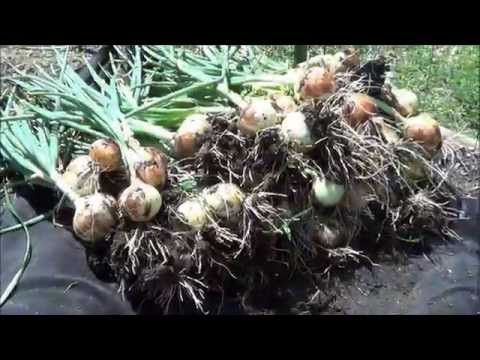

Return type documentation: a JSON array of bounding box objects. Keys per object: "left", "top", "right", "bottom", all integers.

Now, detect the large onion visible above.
[
  {"left": 298, "top": 66, "right": 336, "bottom": 100},
  {"left": 312, "top": 176, "right": 345, "bottom": 207},
  {"left": 202, "top": 183, "right": 245, "bottom": 219},
  {"left": 176, "top": 198, "right": 209, "bottom": 230},
  {"left": 238, "top": 99, "right": 279, "bottom": 137},
  {"left": 174, "top": 114, "right": 212, "bottom": 158},
  {"left": 404, "top": 113, "right": 442, "bottom": 157},
  {"left": 136, "top": 146, "right": 168, "bottom": 190},
  {"left": 118, "top": 180, "right": 162, "bottom": 222},
  {"left": 391, "top": 87, "right": 418, "bottom": 117},
  {"left": 62, "top": 155, "right": 98, "bottom": 196},
  {"left": 89, "top": 138, "right": 122, "bottom": 172},
  {"left": 73, "top": 193, "right": 117, "bottom": 243},
  {"left": 281, "top": 111, "right": 313, "bottom": 152},
  {"left": 342, "top": 93, "right": 378, "bottom": 127}
]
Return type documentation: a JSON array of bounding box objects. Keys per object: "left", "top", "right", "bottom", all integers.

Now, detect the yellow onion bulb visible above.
[
  {"left": 391, "top": 87, "right": 419, "bottom": 117},
  {"left": 174, "top": 114, "right": 212, "bottom": 158},
  {"left": 89, "top": 138, "right": 122, "bottom": 172},
  {"left": 298, "top": 66, "right": 336, "bottom": 100},
  {"left": 281, "top": 111, "right": 313, "bottom": 152},
  {"left": 176, "top": 199, "right": 209, "bottom": 230},
  {"left": 272, "top": 94, "right": 298, "bottom": 113},
  {"left": 202, "top": 183, "right": 245, "bottom": 219},
  {"left": 73, "top": 193, "right": 117, "bottom": 243},
  {"left": 404, "top": 113, "right": 442, "bottom": 157},
  {"left": 238, "top": 99, "right": 279, "bottom": 137},
  {"left": 62, "top": 155, "right": 98, "bottom": 197},
  {"left": 136, "top": 146, "right": 168, "bottom": 190},
  {"left": 312, "top": 176, "right": 345, "bottom": 207},
  {"left": 342, "top": 93, "right": 378, "bottom": 127},
  {"left": 118, "top": 180, "right": 162, "bottom": 222}
]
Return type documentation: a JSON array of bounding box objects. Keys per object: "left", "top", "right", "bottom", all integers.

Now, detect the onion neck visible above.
[{"left": 50, "top": 172, "right": 81, "bottom": 204}]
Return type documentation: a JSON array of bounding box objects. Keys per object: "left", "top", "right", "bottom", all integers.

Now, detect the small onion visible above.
[
  {"left": 62, "top": 155, "right": 97, "bottom": 197},
  {"left": 174, "top": 114, "right": 212, "bottom": 158},
  {"left": 202, "top": 183, "right": 245, "bottom": 219},
  {"left": 119, "top": 180, "right": 162, "bottom": 222},
  {"left": 391, "top": 87, "right": 418, "bottom": 117},
  {"left": 73, "top": 193, "right": 117, "bottom": 243},
  {"left": 272, "top": 94, "right": 298, "bottom": 113},
  {"left": 342, "top": 93, "right": 377, "bottom": 127},
  {"left": 298, "top": 66, "right": 336, "bottom": 100},
  {"left": 89, "top": 138, "right": 122, "bottom": 172},
  {"left": 312, "top": 176, "right": 345, "bottom": 207},
  {"left": 238, "top": 99, "right": 279, "bottom": 137},
  {"left": 404, "top": 113, "right": 442, "bottom": 157},
  {"left": 177, "top": 199, "right": 209, "bottom": 230},
  {"left": 281, "top": 111, "right": 313, "bottom": 152},
  {"left": 136, "top": 146, "right": 168, "bottom": 190}
]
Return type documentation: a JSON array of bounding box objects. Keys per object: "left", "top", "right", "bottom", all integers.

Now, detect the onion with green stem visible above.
[{"left": 0, "top": 116, "right": 117, "bottom": 243}]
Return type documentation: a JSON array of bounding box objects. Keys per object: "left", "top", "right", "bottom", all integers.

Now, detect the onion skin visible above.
[
  {"left": 202, "top": 183, "right": 245, "bottom": 219},
  {"left": 272, "top": 94, "right": 298, "bottom": 113},
  {"left": 174, "top": 114, "right": 212, "bottom": 158},
  {"left": 281, "top": 111, "right": 313, "bottom": 152},
  {"left": 73, "top": 193, "right": 117, "bottom": 243},
  {"left": 342, "top": 93, "right": 377, "bottom": 127},
  {"left": 371, "top": 116, "right": 400, "bottom": 144},
  {"left": 391, "top": 88, "right": 418, "bottom": 117},
  {"left": 62, "top": 155, "right": 97, "bottom": 197},
  {"left": 119, "top": 180, "right": 162, "bottom": 222},
  {"left": 89, "top": 139, "right": 122, "bottom": 172},
  {"left": 404, "top": 113, "right": 442, "bottom": 157},
  {"left": 136, "top": 147, "right": 168, "bottom": 190},
  {"left": 177, "top": 199, "right": 209, "bottom": 230},
  {"left": 238, "top": 100, "right": 279, "bottom": 137},
  {"left": 298, "top": 67, "right": 336, "bottom": 100}
]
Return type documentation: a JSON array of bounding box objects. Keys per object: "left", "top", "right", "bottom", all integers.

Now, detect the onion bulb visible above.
[
  {"left": 312, "top": 220, "right": 344, "bottom": 249},
  {"left": 298, "top": 66, "right": 336, "bottom": 100},
  {"left": 281, "top": 111, "right": 313, "bottom": 151},
  {"left": 312, "top": 176, "right": 345, "bottom": 207},
  {"left": 391, "top": 87, "right": 418, "bottom": 117},
  {"left": 89, "top": 138, "right": 122, "bottom": 172},
  {"left": 174, "top": 114, "right": 212, "bottom": 158},
  {"left": 118, "top": 180, "right": 162, "bottom": 222},
  {"left": 404, "top": 113, "right": 442, "bottom": 157},
  {"left": 62, "top": 155, "right": 97, "bottom": 197},
  {"left": 371, "top": 116, "right": 400, "bottom": 144},
  {"left": 73, "top": 193, "right": 117, "bottom": 243},
  {"left": 271, "top": 94, "right": 298, "bottom": 113},
  {"left": 342, "top": 93, "right": 377, "bottom": 127},
  {"left": 136, "top": 146, "right": 168, "bottom": 190},
  {"left": 238, "top": 99, "right": 279, "bottom": 137},
  {"left": 176, "top": 199, "right": 209, "bottom": 230},
  {"left": 202, "top": 183, "right": 245, "bottom": 219}
]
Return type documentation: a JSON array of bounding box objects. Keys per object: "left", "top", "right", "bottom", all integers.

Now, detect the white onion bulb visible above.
[
  {"left": 62, "top": 155, "right": 98, "bottom": 197},
  {"left": 392, "top": 87, "right": 419, "bottom": 117},
  {"left": 177, "top": 199, "right": 209, "bottom": 230},
  {"left": 73, "top": 193, "right": 117, "bottom": 243},
  {"left": 238, "top": 100, "right": 279, "bottom": 137},
  {"left": 281, "top": 111, "right": 313, "bottom": 151},
  {"left": 202, "top": 183, "right": 245, "bottom": 219},
  {"left": 312, "top": 176, "right": 345, "bottom": 207},
  {"left": 118, "top": 180, "right": 162, "bottom": 222},
  {"left": 174, "top": 114, "right": 212, "bottom": 158}
]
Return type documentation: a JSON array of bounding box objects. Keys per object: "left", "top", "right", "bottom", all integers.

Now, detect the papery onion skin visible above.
[
  {"left": 177, "top": 199, "right": 209, "bottom": 230},
  {"left": 136, "top": 146, "right": 168, "bottom": 190},
  {"left": 298, "top": 66, "right": 336, "bottom": 100},
  {"left": 392, "top": 88, "right": 418, "bottom": 117},
  {"left": 281, "top": 111, "right": 313, "bottom": 152},
  {"left": 62, "top": 155, "right": 97, "bottom": 197},
  {"left": 174, "top": 114, "right": 212, "bottom": 158},
  {"left": 272, "top": 94, "right": 298, "bottom": 113},
  {"left": 73, "top": 193, "right": 117, "bottom": 243},
  {"left": 202, "top": 183, "right": 245, "bottom": 219},
  {"left": 119, "top": 180, "right": 162, "bottom": 222},
  {"left": 89, "top": 139, "right": 122, "bottom": 172},
  {"left": 342, "top": 93, "right": 378, "bottom": 127},
  {"left": 404, "top": 113, "right": 442, "bottom": 157},
  {"left": 238, "top": 100, "right": 279, "bottom": 137}
]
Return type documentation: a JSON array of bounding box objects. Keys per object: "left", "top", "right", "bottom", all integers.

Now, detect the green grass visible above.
[{"left": 262, "top": 45, "right": 480, "bottom": 137}]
